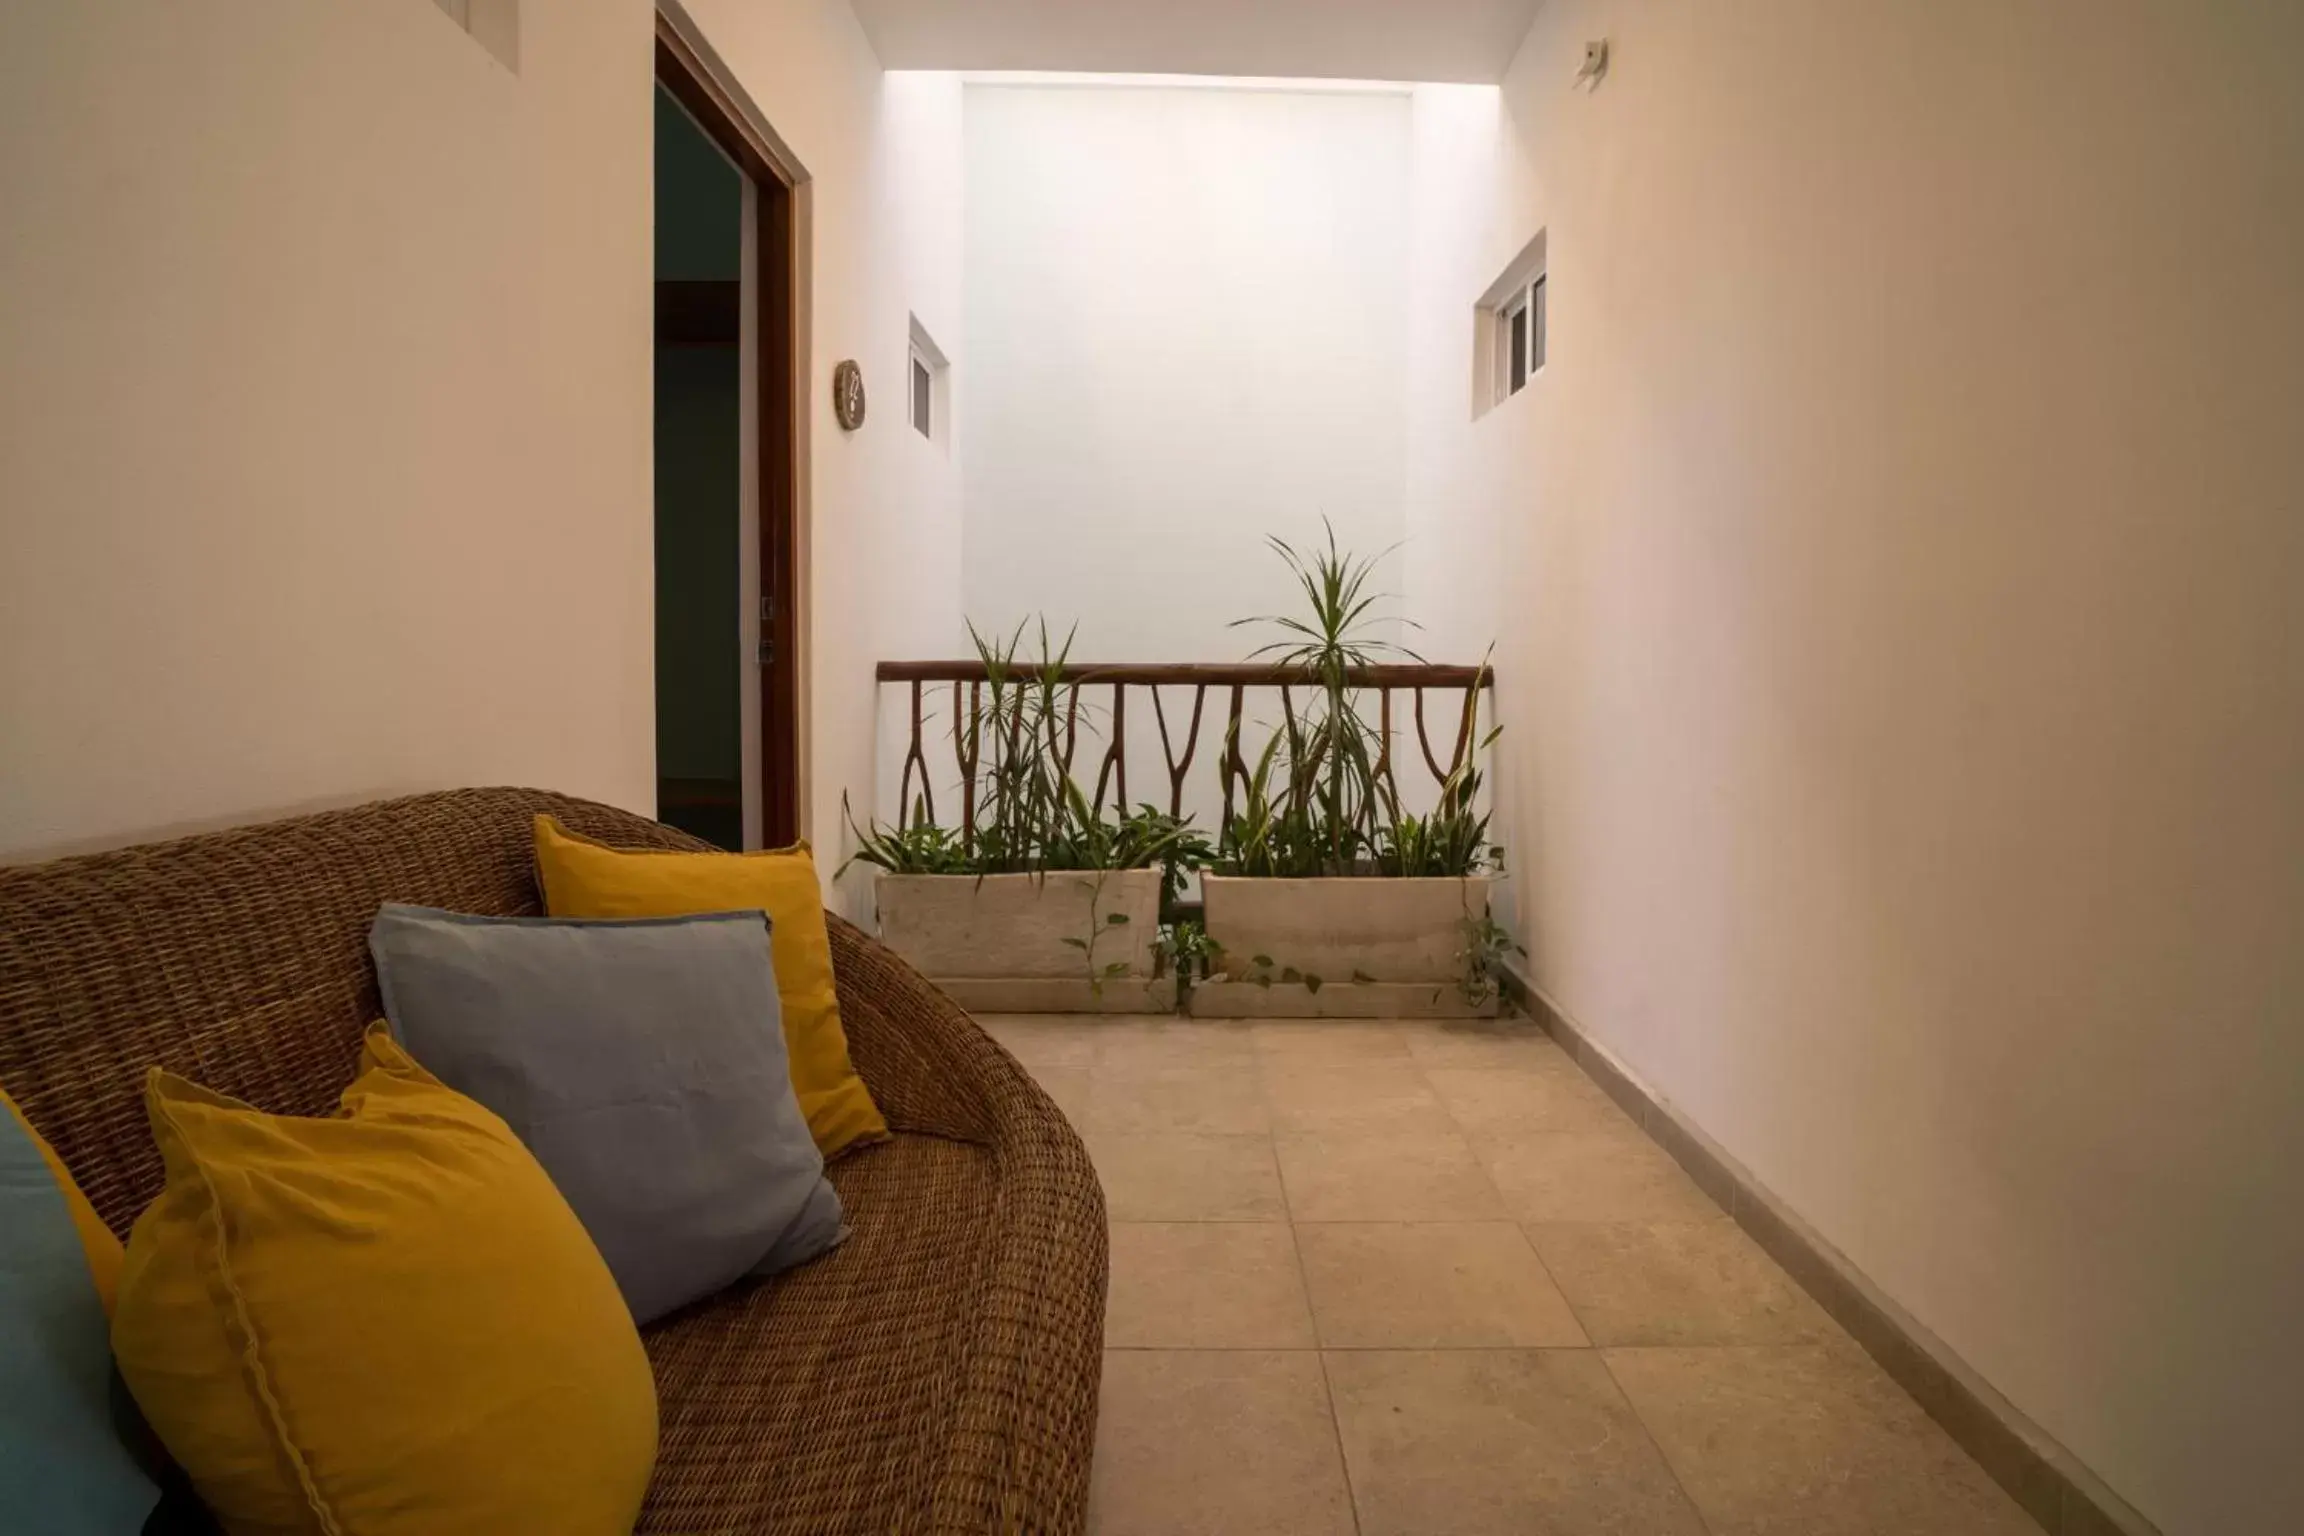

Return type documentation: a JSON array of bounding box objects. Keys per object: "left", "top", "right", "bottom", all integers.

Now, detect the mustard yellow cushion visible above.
[
  {"left": 1, "top": 1083, "right": 123, "bottom": 1315},
  {"left": 112, "top": 1026, "right": 658, "bottom": 1536},
  {"left": 533, "top": 815, "right": 889, "bottom": 1159}
]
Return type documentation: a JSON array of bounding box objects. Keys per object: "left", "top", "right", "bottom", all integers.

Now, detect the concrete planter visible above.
[
  {"left": 1193, "top": 873, "right": 1498, "bottom": 1018},
  {"left": 873, "top": 869, "right": 1174, "bottom": 1014}
]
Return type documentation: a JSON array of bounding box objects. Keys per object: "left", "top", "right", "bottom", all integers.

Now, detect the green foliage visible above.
[
  {"left": 1372, "top": 651, "right": 1502, "bottom": 879},
  {"left": 1216, "top": 526, "right": 1503, "bottom": 880},
  {"left": 841, "top": 618, "right": 1214, "bottom": 889},
  {"left": 963, "top": 617, "right": 1087, "bottom": 876},
  {"left": 840, "top": 798, "right": 974, "bottom": 875},
  {"left": 1043, "top": 786, "right": 1212, "bottom": 888},
  {"left": 1457, "top": 905, "right": 1527, "bottom": 1009},
  {"left": 1157, "top": 916, "right": 1218, "bottom": 983},
  {"left": 1062, "top": 873, "right": 1141, "bottom": 996},
  {"left": 1216, "top": 523, "right": 1406, "bottom": 877},
  {"left": 844, "top": 535, "right": 1521, "bottom": 1009},
  {"left": 1219, "top": 946, "right": 1332, "bottom": 996}
]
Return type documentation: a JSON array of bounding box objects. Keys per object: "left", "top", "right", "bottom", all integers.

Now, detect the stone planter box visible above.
[
  {"left": 1192, "top": 873, "right": 1498, "bottom": 1018},
  {"left": 873, "top": 869, "right": 1174, "bottom": 1014}
]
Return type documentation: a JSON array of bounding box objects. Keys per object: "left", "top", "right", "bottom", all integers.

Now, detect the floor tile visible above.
[
  {"left": 1089, "top": 1350, "right": 1356, "bottom": 1536},
  {"left": 1402, "top": 1019, "right": 1561, "bottom": 1068},
  {"left": 1275, "top": 1129, "right": 1506, "bottom": 1222},
  {"left": 1106, "top": 1223, "right": 1316, "bottom": 1348},
  {"left": 1096, "top": 1017, "right": 1258, "bottom": 1070},
  {"left": 1028, "top": 1063, "right": 1092, "bottom": 1124},
  {"left": 1261, "top": 1059, "right": 1454, "bottom": 1134},
  {"left": 1424, "top": 1061, "right": 1629, "bottom": 1136},
  {"left": 1478, "top": 1125, "right": 1722, "bottom": 1224},
  {"left": 1527, "top": 1220, "right": 1839, "bottom": 1346},
  {"left": 1010, "top": 1015, "right": 2040, "bottom": 1536},
  {"left": 1326, "top": 1349, "right": 1708, "bottom": 1535},
  {"left": 1296, "top": 1222, "right": 1588, "bottom": 1348},
  {"left": 1605, "top": 1345, "right": 2038, "bottom": 1535},
  {"left": 1080, "top": 1060, "right": 1269, "bottom": 1135},
  {"left": 1250, "top": 1019, "right": 1418, "bottom": 1060},
  {"left": 1086, "top": 1131, "right": 1286, "bottom": 1222},
  {"left": 976, "top": 1014, "right": 1103, "bottom": 1068}
]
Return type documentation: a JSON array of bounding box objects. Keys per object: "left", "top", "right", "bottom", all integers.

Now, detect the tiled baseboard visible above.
[{"left": 1498, "top": 961, "right": 2161, "bottom": 1536}]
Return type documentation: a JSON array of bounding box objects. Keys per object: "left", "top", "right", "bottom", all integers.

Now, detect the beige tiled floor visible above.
[{"left": 979, "top": 1013, "right": 2041, "bottom": 1536}]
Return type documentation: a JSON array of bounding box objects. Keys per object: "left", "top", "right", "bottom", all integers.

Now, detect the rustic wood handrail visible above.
[
  {"left": 876, "top": 660, "right": 1495, "bottom": 687},
  {"left": 877, "top": 659, "right": 1495, "bottom": 833}
]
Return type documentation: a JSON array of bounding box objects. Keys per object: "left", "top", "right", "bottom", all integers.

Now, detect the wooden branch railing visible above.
[{"left": 876, "top": 660, "right": 1496, "bottom": 836}]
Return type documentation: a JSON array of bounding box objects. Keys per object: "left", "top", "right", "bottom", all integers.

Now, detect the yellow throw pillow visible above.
[
  {"left": 113, "top": 1026, "right": 658, "bottom": 1536},
  {"left": 533, "top": 815, "right": 889, "bottom": 1159},
  {"left": 1, "top": 1083, "right": 124, "bottom": 1315}
]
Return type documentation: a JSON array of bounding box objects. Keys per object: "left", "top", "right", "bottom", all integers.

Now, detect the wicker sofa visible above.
[{"left": 0, "top": 787, "right": 1107, "bottom": 1535}]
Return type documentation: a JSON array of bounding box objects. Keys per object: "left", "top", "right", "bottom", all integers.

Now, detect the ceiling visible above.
[{"left": 849, "top": 0, "right": 1545, "bottom": 85}]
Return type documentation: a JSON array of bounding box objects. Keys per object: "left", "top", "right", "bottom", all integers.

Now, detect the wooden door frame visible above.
[{"left": 655, "top": 10, "right": 806, "bottom": 848}]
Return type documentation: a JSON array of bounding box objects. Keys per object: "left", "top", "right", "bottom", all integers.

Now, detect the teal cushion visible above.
[{"left": 1, "top": 1106, "right": 160, "bottom": 1531}]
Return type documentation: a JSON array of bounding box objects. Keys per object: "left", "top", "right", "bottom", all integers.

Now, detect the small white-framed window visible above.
[
  {"left": 1498, "top": 275, "right": 1546, "bottom": 398},
  {"left": 907, "top": 314, "right": 950, "bottom": 451},
  {"left": 909, "top": 349, "right": 933, "bottom": 440},
  {"left": 1475, "top": 229, "right": 1547, "bottom": 418}
]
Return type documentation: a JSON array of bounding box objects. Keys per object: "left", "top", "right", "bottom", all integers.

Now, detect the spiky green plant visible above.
[
  {"left": 1372, "top": 651, "right": 1502, "bottom": 878},
  {"left": 1219, "top": 532, "right": 1503, "bottom": 880},
  {"left": 961, "top": 617, "right": 1081, "bottom": 875},
  {"left": 843, "top": 618, "right": 1213, "bottom": 890},
  {"left": 1219, "top": 523, "right": 1407, "bottom": 876},
  {"left": 840, "top": 795, "right": 974, "bottom": 875}
]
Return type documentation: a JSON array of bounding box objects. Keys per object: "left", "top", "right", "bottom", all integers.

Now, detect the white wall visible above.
[
  {"left": 1401, "top": 85, "right": 1508, "bottom": 667},
  {"left": 1410, "top": 4, "right": 2304, "bottom": 1532},
  {"left": 680, "top": 4, "right": 966, "bottom": 907},
  {"left": 0, "top": 0, "right": 656, "bottom": 858},
  {"left": 960, "top": 82, "right": 1413, "bottom": 664},
  {"left": 0, "top": 0, "right": 966, "bottom": 902}
]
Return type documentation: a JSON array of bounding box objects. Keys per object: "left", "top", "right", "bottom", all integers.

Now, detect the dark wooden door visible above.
[{"left": 656, "top": 25, "right": 800, "bottom": 849}]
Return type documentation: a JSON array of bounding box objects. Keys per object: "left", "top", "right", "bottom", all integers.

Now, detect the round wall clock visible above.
[{"left": 832, "top": 360, "right": 867, "bottom": 431}]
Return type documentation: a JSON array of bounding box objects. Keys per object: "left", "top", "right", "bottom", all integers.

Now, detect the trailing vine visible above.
[{"left": 1062, "top": 872, "right": 1137, "bottom": 997}]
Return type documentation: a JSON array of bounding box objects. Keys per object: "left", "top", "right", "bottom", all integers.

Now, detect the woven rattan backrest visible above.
[{"left": 0, "top": 787, "right": 689, "bottom": 1234}]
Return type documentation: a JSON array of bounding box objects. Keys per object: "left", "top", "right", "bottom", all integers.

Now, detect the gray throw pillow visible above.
[{"left": 368, "top": 904, "right": 843, "bottom": 1325}]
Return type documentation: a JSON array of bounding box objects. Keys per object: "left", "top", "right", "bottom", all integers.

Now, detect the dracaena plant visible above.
[
  {"left": 841, "top": 617, "right": 1212, "bottom": 884},
  {"left": 1217, "top": 525, "right": 1503, "bottom": 879},
  {"left": 1217, "top": 522, "right": 1406, "bottom": 876},
  {"left": 1372, "top": 650, "right": 1502, "bottom": 878}
]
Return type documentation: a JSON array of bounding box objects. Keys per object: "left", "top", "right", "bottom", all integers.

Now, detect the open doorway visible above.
[{"left": 654, "top": 18, "right": 800, "bottom": 850}]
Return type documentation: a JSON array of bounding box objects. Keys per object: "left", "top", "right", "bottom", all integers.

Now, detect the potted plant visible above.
[
  {"left": 845, "top": 621, "right": 1210, "bottom": 1013},
  {"left": 1194, "top": 527, "right": 1518, "bottom": 1018}
]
